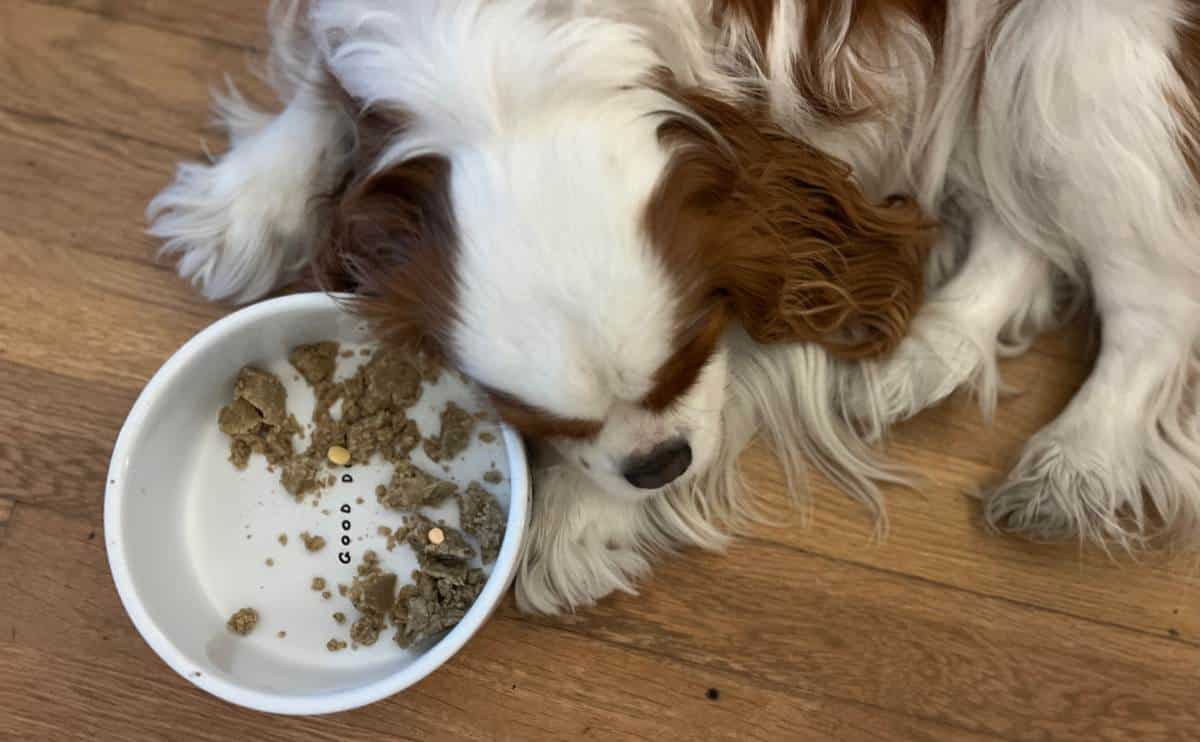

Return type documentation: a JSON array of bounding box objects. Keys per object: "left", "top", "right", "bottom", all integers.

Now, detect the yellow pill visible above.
[
  {"left": 427, "top": 527, "right": 445, "bottom": 545},
  {"left": 327, "top": 446, "right": 351, "bottom": 466}
]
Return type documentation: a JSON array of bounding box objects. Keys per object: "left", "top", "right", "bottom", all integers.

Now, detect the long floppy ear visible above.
[
  {"left": 314, "top": 109, "right": 460, "bottom": 361},
  {"left": 647, "top": 85, "right": 933, "bottom": 359}
]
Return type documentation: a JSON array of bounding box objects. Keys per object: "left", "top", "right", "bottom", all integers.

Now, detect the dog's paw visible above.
[
  {"left": 514, "top": 466, "right": 655, "bottom": 614},
  {"left": 840, "top": 319, "right": 995, "bottom": 439},
  {"left": 147, "top": 153, "right": 315, "bottom": 303},
  {"left": 983, "top": 432, "right": 1200, "bottom": 550},
  {"left": 147, "top": 93, "right": 335, "bottom": 303}
]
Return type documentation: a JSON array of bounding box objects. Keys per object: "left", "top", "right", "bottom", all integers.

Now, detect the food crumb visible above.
[
  {"left": 706, "top": 688, "right": 720, "bottom": 701},
  {"left": 356, "top": 497, "right": 364, "bottom": 505},
  {"left": 277, "top": 630, "right": 287, "bottom": 639},
  {"left": 227, "top": 608, "right": 259, "bottom": 636},
  {"left": 265, "top": 558, "right": 275, "bottom": 567},
  {"left": 326, "top": 639, "right": 348, "bottom": 652},
  {"left": 327, "top": 445, "right": 351, "bottom": 466},
  {"left": 377, "top": 526, "right": 393, "bottom": 538},
  {"left": 483, "top": 469, "right": 503, "bottom": 484},
  {"left": 333, "top": 612, "right": 347, "bottom": 625},
  {"left": 278, "top": 533, "right": 288, "bottom": 546},
  {"left": 301, "top": 532, "right": 326, "bottom": 552},
  {"left": 479, "top": 431, "right": 496, "bottom": 443},
  {"left": 311, "top": 577, "right": 326, "bottom": 591},
  {"left": 322, "top": 591, "right": 332, "bottom": 600},
  {"left": 423, "top": 402, "right": 475, "bottom": 462},
  {"left": 459, "top": 482, "right": 506, "bottom": 564}
]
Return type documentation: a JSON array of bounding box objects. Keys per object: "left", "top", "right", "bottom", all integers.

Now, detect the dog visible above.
[{"left": 149, "top": 1, "right": 1200, "bottom": 613}]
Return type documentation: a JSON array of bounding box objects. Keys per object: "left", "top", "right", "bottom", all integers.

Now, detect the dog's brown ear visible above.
[
  {"left": 315, "top": 114, "right": 460, "bottom": 361},
  {"left": 648, "top": 86, "right": 933, "bottom": 359}
]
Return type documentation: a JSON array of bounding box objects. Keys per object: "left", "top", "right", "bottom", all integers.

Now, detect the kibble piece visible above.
[
  {"left": 482, "top": 469, "right": 503, "bottom": 484},
  {"left": 278, "top": 533, "right": 288, "bottom": 546},
  {"left": 277, "top": 630, "right": 287, "bottom": 639},
  {"left": 227, "top": 608, "right": 259, "bottom": 636},
  {"left": 311, "top": 577, "right": 326, "bottom": 591},
  {"left": 326, "top": 639, "right": 348, "bottom": 652},
  {"left": 333, "top": 612, "right": 347, "bottom": 624},
  {"left": 327, "top": 445, "right": 351, "bottom": 466},
  {"left": 322, "top": 591, "right": 332, "bottom": 600},
  {"left": 265, "top": 558, "right": 275, "bottom": 567},
  {"left": 300, "top": 531, "right": 326, "bottom": 552}
]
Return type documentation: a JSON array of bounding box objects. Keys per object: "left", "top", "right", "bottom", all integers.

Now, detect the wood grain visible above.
[
  {"left": 0, "top": 2, "right": 270, "bottom": 152},
  {"left": 0, "top": 507, "right": 982, "bottom": 742},
  {"left": 2, "top": 1, "right": 1198, "bottom": 739},
  {"left": 28, "top": 0, "right": 267, "bottom": 50}
]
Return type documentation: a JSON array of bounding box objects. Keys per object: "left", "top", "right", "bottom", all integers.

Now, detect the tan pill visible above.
[
  {"left": 327, "top": 446, "right": 351, "bottom": 466},
  {"left": 427, "top": 527, "right": 445, "bottom": 545}
]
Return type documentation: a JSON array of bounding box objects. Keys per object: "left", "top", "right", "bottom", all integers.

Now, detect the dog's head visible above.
[{"left": 317, "top": 13, "right": 929, "bottom": 499}]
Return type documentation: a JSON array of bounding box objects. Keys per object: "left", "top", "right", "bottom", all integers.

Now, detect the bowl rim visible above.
[{"left": 104, "top": 292, "right": 530, "bottom": 715}]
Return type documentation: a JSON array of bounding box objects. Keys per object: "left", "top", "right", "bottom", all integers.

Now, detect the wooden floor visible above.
[{"left": 1, "top": 2, "right": 1198, "bottom": 740}]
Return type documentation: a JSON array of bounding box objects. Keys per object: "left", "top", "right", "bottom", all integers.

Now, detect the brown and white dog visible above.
[{"left": 149, "top": 1, "right": 1200, "bottom": 612}]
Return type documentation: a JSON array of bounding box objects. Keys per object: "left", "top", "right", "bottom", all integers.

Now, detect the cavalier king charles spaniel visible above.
[{"left": 150, "top": 0, "right": 1200, "bottom": 612}]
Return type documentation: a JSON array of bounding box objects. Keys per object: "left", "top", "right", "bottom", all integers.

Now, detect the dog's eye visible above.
[{"left": 480, "top": 386, "right": 603, "bottom": 440}]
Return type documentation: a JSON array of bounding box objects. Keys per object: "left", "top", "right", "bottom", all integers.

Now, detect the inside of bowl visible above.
[{"left": 110, "top": 299, "right": 517, "bottom": 699}]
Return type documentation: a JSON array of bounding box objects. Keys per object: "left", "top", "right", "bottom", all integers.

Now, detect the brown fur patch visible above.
[
  {"left": 480, "top": 386, "right": 603, "bottom": 441},
  {"left": 646, "top": 77, "right": 933, "bottom": 360},
  {"left": 640, "top": 304, "right": 728, "bottom": 413},
  {"left": 1169, "top": 3, "right": 1200, "bottom": 188},
  {"left": 315, "top": 102, "right": 461, "bottom": 365}
]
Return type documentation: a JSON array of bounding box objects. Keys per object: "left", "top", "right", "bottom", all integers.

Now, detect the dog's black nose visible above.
[{"left": 622, "top": 438, "right": 692, "bottom": 490}]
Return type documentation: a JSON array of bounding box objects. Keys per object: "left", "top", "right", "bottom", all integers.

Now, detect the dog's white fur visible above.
[{"left": 150, "top": 0, "right": 1200, "bottom": 612}]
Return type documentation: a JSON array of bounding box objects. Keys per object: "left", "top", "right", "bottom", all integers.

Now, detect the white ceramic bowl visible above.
[{"left": 105, "top": 293, "right": 529, "bottom": 715}]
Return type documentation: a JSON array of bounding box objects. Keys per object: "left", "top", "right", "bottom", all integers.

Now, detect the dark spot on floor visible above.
[
  {"left": 706, "top": 688, "right": 720, "bottom": 701},
  {"left": 511, "top": 684, "right": 517, "bottom": 690},
  {"left": 578, "top": 457, "right": 590, "bottom": 470},
  {"left": 1168, "top": 628, "right": 1180, "bottom": 638},
  {"left": 87, "top": 531, "right": 95, "bottom": 541}
]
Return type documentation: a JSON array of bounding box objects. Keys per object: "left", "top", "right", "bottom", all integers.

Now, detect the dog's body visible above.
[{"left": 151, "top": 1, "right": 1200, "bottom": 613}]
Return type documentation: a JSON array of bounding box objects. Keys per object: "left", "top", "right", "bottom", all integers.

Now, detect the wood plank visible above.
[
  {"left": 0, "top": 506, "right": 981, "bottom": 742},
  {"left": 0, "top": 1, "right": 273, "bottom": 152},
  {"left": 738, "top": 440, "right": 1200, "bottom": 644},
  {"left": 0, "top": 106, "right": 207, "bottom": 268},
  {"left": 0, "top": 231, "right": 219, "bottom": 388},
  {"left": 29, "top": 0, "right": 268, "bottom": 51},
  {"left": 0, "top": 361, "right": 135, "bottom": 522},
  {"left": 531, "top": 541, "right": 1200, "bottom": 742}
]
